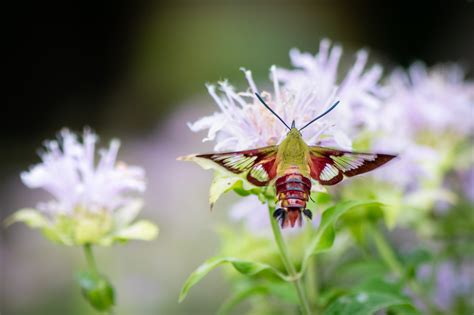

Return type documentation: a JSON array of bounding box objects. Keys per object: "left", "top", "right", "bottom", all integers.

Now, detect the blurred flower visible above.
[
  {"left": 385, "top": 63, "right": 473, "bottom": 135},
  {"left": 352, "top": 62, "right": 474, "bottom": 230},
  {"left": 6, "top": 128, "right": 158, "bottom": 246},
  {"left": 229, "top": 195, "right": 271, "bottom": 234},
  {"left": 372, "top": 63, "right": 473, "bottom": 192},
  {"left": 462, "top": 167, "right": 474, "bottom": 201},
  {"left": 277, "top": 38, "right": 384, "bottom": 135},
  {"left": 418, "top": 261, "right": 474, "bottom": 311},
  {"left": 189, "top": 39, "right": 384, "bottom": 152},
  {"left": 21, "top": 129, "right": 145, "bottom": 215}
]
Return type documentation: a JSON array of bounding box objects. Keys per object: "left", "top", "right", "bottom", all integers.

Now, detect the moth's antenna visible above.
[
  {"left": 299, "top": 100, "right": 340, "bottom": 132},
  {"left": 255, "top": 93, "right": 291, "bottom": 130}
]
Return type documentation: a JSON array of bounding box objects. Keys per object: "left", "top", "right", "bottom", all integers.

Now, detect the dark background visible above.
[{"left": 4, "top": 2, "right": 473, "bottom": 176}]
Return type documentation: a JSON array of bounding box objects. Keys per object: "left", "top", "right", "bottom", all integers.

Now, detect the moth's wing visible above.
[
  {"left": 308, "top": 146, "right": 397, "bottom": 186},
  {"left": 179, "top": 146, "right": 278, "bottom": 186}
]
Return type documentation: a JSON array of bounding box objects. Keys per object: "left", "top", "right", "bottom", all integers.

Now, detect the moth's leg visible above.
[
  {"left": 303, "top": 209, "right": 313, "bottom": 220},
  {"left": 273, "top": 208, "right": 285, "bottom": 219}
]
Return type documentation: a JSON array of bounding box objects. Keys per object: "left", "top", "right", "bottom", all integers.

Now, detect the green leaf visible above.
[
  {"left": 209, "top": 173, "right": 244, "bottom": 209},
  {"left": 301, "top": 200, "right": 381, "bottom": 272},
  {"left": 112, "top": 220, "right": 159, "bottom": 242},
  {"left": 4, "top": 208, "right": 49, "bottom": 228},
  {"left": 76, "top": 271, "right": 115, "bottom": 312},
  {"left": 263, "top": 281, "right": 299, "bottom": 304},
  {"left": 208, "top": 172, "right": 260, "bottom": 210},
  {"left": 179, "top": 155, "right": 254, "bottom": 209},
  {"left": 322, "top": 291, "right": 417, "bottom": 315},
  {"left": 217, "top": 286, "right": 269, "bottom": 315},
  {"left": 179, "top": 256, "right": 288, "bottom": 302},
  {"left": 179, "top": 155, "right": 263, "bottom": 209},
  {"left": 337, "top": 260, "right": 388, "bottom": 283},
  {"left": 355, "top": 278, "right": 403, "bottom": 295}
]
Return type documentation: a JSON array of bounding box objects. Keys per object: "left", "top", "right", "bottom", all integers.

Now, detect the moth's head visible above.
[{"left": 288, "top": 121, "right": 302, "bottom": 137}]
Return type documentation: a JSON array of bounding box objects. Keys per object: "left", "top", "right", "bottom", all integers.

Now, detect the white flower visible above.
[
  {"left": 189, "top": 39, "right": 384, "bottom": 152},
  {"left": 8, "top": 128, "right": 158, "bottom": 246},
  {"left": 21, "top": 128, "right": 146, "bottom": 215}
]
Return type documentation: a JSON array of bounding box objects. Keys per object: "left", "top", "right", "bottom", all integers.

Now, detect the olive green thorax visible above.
[{"left": 276, "top": 126, "right": 311, "bottom": 177}]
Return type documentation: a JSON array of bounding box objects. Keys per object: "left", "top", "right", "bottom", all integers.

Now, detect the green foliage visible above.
[
  {"left": 179, "top": 200, "right": 422, "bottom": 315},
  {"left": 323, "top": 291, "right": 417, "bottom": 315},
  {"left": 301, "top": 200, "right": 382, "bottom": 272},
  {"left": 178, "top": 155, "right": 474, "bottom": 315},
  {"left": 179, "top": 256, "right": 290, "bottom": 302},
  {"left": 217, "top": 281, "right": 299, "bottom": 315},
  {"left": 6, "top": 201, "right": 158, "bottom": 246}
]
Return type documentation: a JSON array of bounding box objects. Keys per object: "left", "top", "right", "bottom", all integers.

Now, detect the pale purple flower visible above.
[
  {"left": 21, "top": 128, "right": 146, "bottom": 215},
  {"left": 229, "top": 195, "right": 271, "bottom": 234},
  {"left": 418, "top": 261, "right": 474, "bottom": 311},
  {"left": 189, "top": 39, "right": 385, "bottom": 152},
  {"left": 372, "top": 63, "right": 474, "bottom": 191},
  {"left": 460, "top": 166, "right": 474, "bottom": 201},
  {"left": 277, "top": 39, "right": 384, "bottom": 134},
  {"left": 384, "top": 63, "right": 474, "bottom": 135}
]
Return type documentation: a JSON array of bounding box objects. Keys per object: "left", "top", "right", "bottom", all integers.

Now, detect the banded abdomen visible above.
[{"left": 274, "top": 172, "right": 313, "bottom": 228}]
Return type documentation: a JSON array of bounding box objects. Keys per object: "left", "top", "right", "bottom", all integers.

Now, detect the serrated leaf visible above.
[
  {"left": 301, "top": 200, "right": 381, "bottom": 272},
  {"left": 323, "top": 291, "right": 418, "bottom": 315},
  {"left": 179, "top": 256, "right": 288, "bottom": 302}
]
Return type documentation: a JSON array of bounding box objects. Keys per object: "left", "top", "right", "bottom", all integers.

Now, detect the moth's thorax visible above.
[{"left": 276, "top": 128, "right": 310, "bottom": 177}]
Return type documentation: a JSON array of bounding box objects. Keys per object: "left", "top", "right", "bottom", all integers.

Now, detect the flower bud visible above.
[{"left": 76, "top": 271, "right": 115, "bottom": 311}]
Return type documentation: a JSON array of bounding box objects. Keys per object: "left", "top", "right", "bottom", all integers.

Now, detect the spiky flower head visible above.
[
  {"left": 7, "top": 128, "right": 158, "bottom": 246},
  {"left": 189, "top": 39, "right": 384, "bottom": 152},
  {"left": 187, "top": 39, "right": 385, "bottom": 229}
]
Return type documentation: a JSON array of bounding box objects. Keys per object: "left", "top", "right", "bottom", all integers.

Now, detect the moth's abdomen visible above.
[{"left": 274, "top": 173, "right": 312, "bottom": 228}]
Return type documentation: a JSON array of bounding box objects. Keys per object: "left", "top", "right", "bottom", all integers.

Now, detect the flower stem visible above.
[
  {"left": 83, "top": 243, "right": 98, "bottom": 274},
  {"left": 268, "top": 206, "right": 312, "bottom": 315},
  {"left": 370, "top": 225, "right": 440, "bottom": 314},
  {"left": 305, "top": 256, "right": 319, "bottom": 309}
]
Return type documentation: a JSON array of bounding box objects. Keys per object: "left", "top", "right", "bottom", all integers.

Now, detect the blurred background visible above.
[{"left": 2, "top": 2, "right": 473, "bottom": 314}]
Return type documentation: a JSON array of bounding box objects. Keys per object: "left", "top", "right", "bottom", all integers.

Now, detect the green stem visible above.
[
  {"left": 305, "top": 256, "right": 318, "bottom": 309},
  {"left": 370, "top": 225, "right": 440, "bottom": 314},
  {"left": 304, "top": 225, "right": 319, "bottom": 309},
  {"left": 269, "top": 206, "right": 312, "bottom": 315},
  {"left": 83, "top": 243, "right": 98, "bottom": 274}
]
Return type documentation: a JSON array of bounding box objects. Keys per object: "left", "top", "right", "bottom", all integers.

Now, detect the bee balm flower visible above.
[
  {"left": 189, "top": 39, "right": 384, "bottom": 153},
  {"left": 187, "top": 40, "right": 387, "bottom": 229},
  {"left": 7, "top": 128, "right": 158, "bottom": 246}
]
